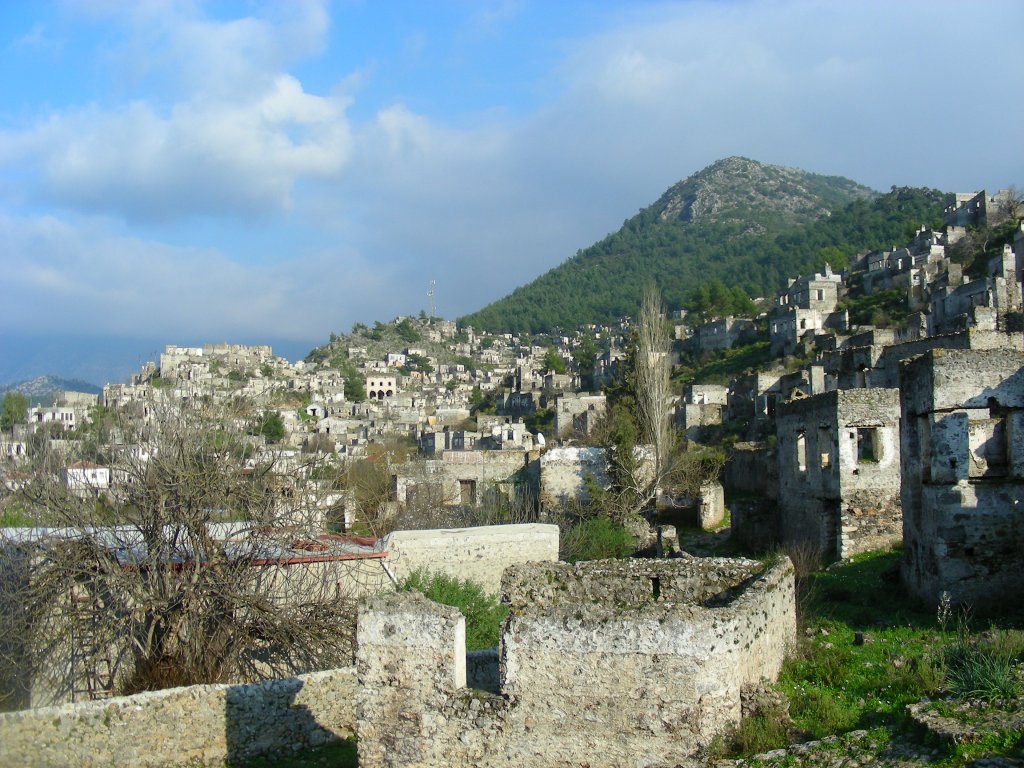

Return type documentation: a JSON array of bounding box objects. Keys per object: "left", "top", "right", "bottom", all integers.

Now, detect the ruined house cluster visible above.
[{"left": 682, "top": 190, "right": 1024, "bottom": 607}]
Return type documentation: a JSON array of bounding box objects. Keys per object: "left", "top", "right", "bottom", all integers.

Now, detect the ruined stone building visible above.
[
  {"left": 852, "top": 227, "right": 950, "bottom": 300},
  {"left": 538, "top": 446, "right": 609, "bottom": 509},
  {"left": 356, "top": 556, "right": 796, "bottom": 768},
  {"left": 775, "top": 388, "right": 902, "bottom": 560},
  {"left": 943, "top": 189, "right": 1016, "bottom": 229},
  {"left": 769, "top": 264, "right": 847, "bottom": 357},
  {"left": 691, "top": 315, "right": 756, "bottom": 353},
  {"left": 418, "top": 427, "right": 481, "bottom": 455},
  {"left": 727, "top": 367, "right": 818, "bottom": 439},
  {"left": 676, "top": 383, "right": 728, "bottom": 439},
  {"left": 899, "top": 349, "right": 1024, "bottom": 610},
  {"left": 365, "top": 376, "right": 398, "bottom": 401},
  {"left": 927, "top": 244, "right": 1023, "bottom": 336},
  {"left": 390, "top": 450, "right": 537, "bottom": 510},
  {"left": 552, "top": 392, "right": 607, "bottom": 438}
]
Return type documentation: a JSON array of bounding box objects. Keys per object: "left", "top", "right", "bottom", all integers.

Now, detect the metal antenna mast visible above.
[{"left": 427, "top": 280, "right": 436, "bottom": 321}]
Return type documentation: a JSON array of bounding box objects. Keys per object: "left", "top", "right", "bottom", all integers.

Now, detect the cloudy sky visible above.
[{"left": 2, "top": 0, "right": 1022, "bottom": 383}]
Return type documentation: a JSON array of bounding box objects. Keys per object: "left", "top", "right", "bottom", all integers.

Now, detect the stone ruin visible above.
[
  {"left": 899, "top": 348, "right": 1024, "bottom": 609},
  {"left": 356, "top": 556, "right": 796, "bottom": 767}
]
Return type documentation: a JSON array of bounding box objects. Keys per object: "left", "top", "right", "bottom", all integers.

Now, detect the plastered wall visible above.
[{"left": 382, "top": 523, "right": 559, "bottom": 595}]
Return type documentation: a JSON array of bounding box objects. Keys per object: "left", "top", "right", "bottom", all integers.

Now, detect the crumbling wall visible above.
[
  {"left": 900, "top": 349, "right": 1024, "bottom": 609},
  {"left": 391, "top": 450, "right": 533, "bottom": 509},
  {"left": 776, "top": 389, "right": 901, "bottom": 560},
  {"left": 658, "top": 482, "right": 726, "bottom": 530},
  {"left": 553, "top": 393, "right": 607, "bottom": 438},
  {"left": 724, "top": 442, "right": 776, "bottom": 499},
  {"left": 356, "top": 557, "right": 796, "bottom": 768}
]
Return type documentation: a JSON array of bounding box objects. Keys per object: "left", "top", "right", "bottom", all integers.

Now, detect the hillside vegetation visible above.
[{"left": 460, "top": 158, "right": 948, "bottom": 333}]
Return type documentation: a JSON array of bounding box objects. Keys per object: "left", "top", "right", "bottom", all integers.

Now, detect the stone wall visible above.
[
  {"left": 729, "top": 497, "right": 780, "bottom": 553},
  {"left": 0, "top": 667, "right": 357, "bottom": 768},
  {"left": 382, "top": 523, "right": 560, "bottom": 595},
  {"left": 899, "top": 349, "right": 1024, "bottom": 609},
  {"left": 356, "top": 556, "right": 796, "bottom": 768},
  {"left": 390, "top": 449, "right": 534, "bottom": 508},
  {"left": 776, "top": 389, "right": 902, "bottom": 560},
  {"left": 538, "top": 445, "right": 610, "bottom": 508},
  {"left": 553, "top": 393, "right": 607, "bottom": 438},
  {"left": 724, "top": 441, "right": 776, "bottom": 499}
]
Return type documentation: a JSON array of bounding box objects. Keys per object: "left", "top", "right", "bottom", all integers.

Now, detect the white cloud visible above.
[
  {"left": 0, "top": 211, "right": 393, "bottom": 343},
  {"left": 0, "top": 1, "right": 349, "bottom": 223}
]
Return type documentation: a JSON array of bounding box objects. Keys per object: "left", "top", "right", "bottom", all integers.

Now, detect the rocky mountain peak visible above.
[{"left": 657, "top": 156, "right": 875, "bottom": 233}]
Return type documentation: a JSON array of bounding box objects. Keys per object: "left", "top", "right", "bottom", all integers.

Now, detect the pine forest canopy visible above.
[{"left": 459, "top": 157, "right": 950, "bottom": 334}]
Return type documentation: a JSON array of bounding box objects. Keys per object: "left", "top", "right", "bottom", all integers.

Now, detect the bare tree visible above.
[
  {"left": 0, "top": 401, "right": 373, "bottom": 709},
  {"left": 600, "top": 288, "right": 725, "bottom": 523},
  {"left": 634, "top": 288, "right": 674, "bottom": 494}
]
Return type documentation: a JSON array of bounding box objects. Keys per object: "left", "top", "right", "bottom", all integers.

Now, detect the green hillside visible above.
[{"left": 460, "top": 157, "right": 949, "bottom": 333}]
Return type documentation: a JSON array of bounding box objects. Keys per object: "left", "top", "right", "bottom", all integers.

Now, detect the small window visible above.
[
  {"left": 857, "top": 428, "right": 878, "bottom": 463},
  {"left": 796, "top": 432, "right": 807, "bottom": 473}
]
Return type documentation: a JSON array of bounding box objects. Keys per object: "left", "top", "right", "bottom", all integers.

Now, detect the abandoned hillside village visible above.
[{"left": 1, "top": 189, "right": 1023, "bottom": 766}]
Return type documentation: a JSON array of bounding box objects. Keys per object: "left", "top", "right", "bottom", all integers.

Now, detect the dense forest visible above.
[{"left": 460, "top": 160, "right": 949, "bottom": 333}]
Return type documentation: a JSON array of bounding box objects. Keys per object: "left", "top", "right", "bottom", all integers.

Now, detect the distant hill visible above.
[
  {"left": 460, "top": 157, "right": 949, "bottom": 333},
  {"left": 3, "top": 375, "right": 103, "bottom": 406}
]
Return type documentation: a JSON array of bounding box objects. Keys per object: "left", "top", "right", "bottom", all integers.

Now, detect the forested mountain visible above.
[{"left": 460, "top": 157, "right": 949, "bottom": 333}]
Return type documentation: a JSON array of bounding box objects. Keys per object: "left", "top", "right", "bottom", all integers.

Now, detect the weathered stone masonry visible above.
[
  {"left": 776, "top": 388, "right": 902, "bottom": 560},
  {"left": 356, "top": 556, "right": 796, "bottom": 768},
  {"left": 0, "top": 667, "right": 357, "bottom": 768},
  {"left": 899, "top": 348, "right": 1024, "bottom": 609}
]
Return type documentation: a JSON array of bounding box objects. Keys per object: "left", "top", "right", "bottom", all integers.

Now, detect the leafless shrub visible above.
[
  {"left": 0, "top": 401, "right": 364, "bottom": 708},
  {"left": 779, "top": 538, "right": 825, "bottom": 623}
]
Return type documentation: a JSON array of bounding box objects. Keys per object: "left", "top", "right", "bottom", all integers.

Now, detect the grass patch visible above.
[
  {"left": 561, "top": 515, "right": 635, "bottom": 562},
  {"left": 943, "top": 629, "right": 1023, "bottom": 702},
  {"left": 715, "top": 549, "right": 1024, "bottom": 762},
  {"left": 944, "top": 730, "right": 1024, "bottom": 765},
  {"left": 675, "top": 340, "right": 773, "bottom": 386},
  {"left": 399, "top": 569, "right": 508, "bottom": 650},
  {"left": 234, "top": 738, "right": 357, "bottom": 767},
  {"left": 837, "top": 287, "right": 912, "bottom": 328},
  {"left": 0, "top": 502, "right": 34, "bottom": 527}
]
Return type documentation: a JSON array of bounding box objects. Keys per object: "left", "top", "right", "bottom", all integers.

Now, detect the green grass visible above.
[
  {"left": 943, "top": 630, "right": 1023, "bottom": 702},
  {"left": 675, "top": 340, "right": 773, "bottom": 386},
  {"left": 0, "top": 502, "right": 34, "bottom": 527},
  {"left": 399, "top": 569, "right": 508, "bottom": 650},
  {"left": 561, "top": 515, "right": 635, "bottom": 562},
  {"left": 837, "top": 287, "right": 912, "bottom": 328},
  {"left": 778, "top": 550, "right": 946, "bottom": 741},
  {"left": 945, "top": 730, "right": 1024, "bottom": 765},
  {"left": 234, "top": 738, "right": 357, "bottom": 767},
  {"left": 714, "top": 549, "right": 1024, "bottom": 762}
]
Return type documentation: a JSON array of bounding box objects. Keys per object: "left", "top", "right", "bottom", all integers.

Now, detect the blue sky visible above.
[{"left": 2, "top": 0, "right": 1023, "bottom": 383}]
